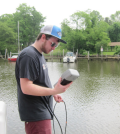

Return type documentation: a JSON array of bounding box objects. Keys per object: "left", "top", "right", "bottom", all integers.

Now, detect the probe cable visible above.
[
  {"left": 41, "top": 96, "right": 64, "bottom": 134},
  {"left": 53, "top": 100, "right": 67, "bottom": 134}
]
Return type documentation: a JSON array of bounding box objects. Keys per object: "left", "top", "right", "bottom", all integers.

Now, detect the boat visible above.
[
  {"left": 63, "top": 52, "right": 76, "bottom": 63},
  {"left": 8, "top": 55, "right": 18, "bottom": 62}
]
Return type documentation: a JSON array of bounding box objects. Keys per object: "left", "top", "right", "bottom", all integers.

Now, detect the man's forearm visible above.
[{"left": 20, "top": 78, "right": 55, "bottom": 96}]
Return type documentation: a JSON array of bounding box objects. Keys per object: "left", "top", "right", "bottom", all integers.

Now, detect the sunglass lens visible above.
[
  {"left": 51, "top": 43, "right": 56, "bottom": 47},
  {"left": 55, "top": 43, "right": 60, "bottom": 48}
]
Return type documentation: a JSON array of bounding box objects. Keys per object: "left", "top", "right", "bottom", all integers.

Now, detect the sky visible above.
[{"left": 0, "top": 0, "right": 120, "bottom": 27}]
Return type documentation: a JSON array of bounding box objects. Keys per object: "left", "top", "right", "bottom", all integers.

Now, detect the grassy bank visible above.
[
  {"left": 102, "top": 52, "right": 115, "bottom": 55},
  {"left": 89, "top": 52, "right": 115, "bottom": 56}
]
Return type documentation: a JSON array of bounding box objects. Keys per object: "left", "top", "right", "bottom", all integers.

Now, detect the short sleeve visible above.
[{"left": 19, "top": 55, "right": 39, "bottom": 81}]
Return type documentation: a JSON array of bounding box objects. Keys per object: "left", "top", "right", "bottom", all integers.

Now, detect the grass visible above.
[
  {"left": 102, "top": 52, "right": 115, "bottom": 55},
  {"left": 82, "top": 51, "right": 115, "bottom": 56}
]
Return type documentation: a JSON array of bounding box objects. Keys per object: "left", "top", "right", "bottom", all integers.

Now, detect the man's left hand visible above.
[{"left": 53, "top": 94, "right": 63, "bottom": 103}]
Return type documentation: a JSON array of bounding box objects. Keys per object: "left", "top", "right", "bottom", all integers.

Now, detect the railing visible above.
[{"left": 9, "top": 52, "right": 19, "bottom": 57}]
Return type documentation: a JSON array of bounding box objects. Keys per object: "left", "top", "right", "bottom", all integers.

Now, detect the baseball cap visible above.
[{"left": 40, "top": 25, "right": 67, "bottom": 44}]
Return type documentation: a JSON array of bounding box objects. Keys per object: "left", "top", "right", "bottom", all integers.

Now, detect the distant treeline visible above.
[{"left": 0, "top": 3, "right": 120, "bottom": 55}]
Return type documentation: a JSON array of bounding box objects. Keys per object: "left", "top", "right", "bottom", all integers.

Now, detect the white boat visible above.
[{"left": 63, "top": 52, "right": 76, "bottom": 63}]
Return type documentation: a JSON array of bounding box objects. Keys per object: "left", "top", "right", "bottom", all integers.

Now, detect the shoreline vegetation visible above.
[
  {"left": 1, "top": 53, "right": 120, "bottom": 62},
  {"left": 1, "top": 3, "right": 120, "bottom": 58},
  {"left": 43, "top": 47, "right": 117, "bottom": 57},
  {"left": 0, "top": 48, "right": 118, "bottom": 58}
]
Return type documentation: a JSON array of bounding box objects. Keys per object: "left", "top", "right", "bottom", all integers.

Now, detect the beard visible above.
[{"left": 41, "top": 41, "right": 49, "bottom": 54}]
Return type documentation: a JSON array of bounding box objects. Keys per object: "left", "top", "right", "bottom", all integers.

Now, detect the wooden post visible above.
[
  {"left": 5, "top": 49, "right": 6, "bottom": 59},
  {"left": 18, "top": 21, "right": 20, "bottom": 53},
  {"left": 88, "top": 51, "right": 89, "bottom": 61},
  {"left": 101, "top": 46, "right": 103, "bottom": 61},
  {"left": 4, "top": 49, "right": 6, "bottom": 59},
  {"left": 7, "top": 54, "right": 9, "bottom": 59},
  {"left": 101, "top": 52, "right": 103, "bottom": 61},
  {"left": 10, "top": 52, "right": 11, "bottom": 58},
  {"left": 76, "top": 49, "right": 78, "bottom": 60}
]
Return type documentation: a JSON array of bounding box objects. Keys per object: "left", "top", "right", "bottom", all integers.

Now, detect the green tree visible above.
[
  {"left": 0, "top": 14, "right": 16, "bottom": 29},
  {"left": 104, "top": 17, "right": 112, "bottom": 25},
  {"left": 61, "top": 10, "right": 110, "bottom": 54},
  {"left": 0, "top": 3, "right": 46, "bottom": 54},
  {"left": 0, "top": 22, "right": 16, "bottom": 54},
  {"left": 114, "top": 46, "right": 120, "bottom": 55},
  {"left": 13, "top": 3, "right": 46, "bottom": 48},
  {"left": 110, "top": 11, "right": 120, "bottom": 23},
  {"left": 61, "top": 18, "right": 86, "bottom": 53},
  {"left": 89, "top": 10, "right": 103, "bottom": 27},
  {"left": 71, "top": 10, "right": 109, "bottom": 53},
  {"left": 108, "top": 22, "right": 120, "bottom": 42}
]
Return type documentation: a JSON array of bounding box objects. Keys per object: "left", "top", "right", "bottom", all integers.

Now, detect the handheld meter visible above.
[{"left": 54, "top": 69, "right": 80, "bottom": 86}]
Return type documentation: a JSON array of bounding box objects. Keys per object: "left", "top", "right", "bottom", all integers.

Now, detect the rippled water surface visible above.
[{"left": 0, "top": 59, "right": 120, "bottom": 134}]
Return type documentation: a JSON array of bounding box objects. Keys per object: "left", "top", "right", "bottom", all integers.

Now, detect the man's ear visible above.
[
  {"left": 39, "top": 34, "right": 46, "bottom": 44},
  {"left": 41, "top": 34, "right": 46, "bottom": 40}
]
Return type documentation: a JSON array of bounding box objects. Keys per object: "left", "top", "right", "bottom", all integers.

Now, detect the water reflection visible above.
[{"left": 0, "top": 59, "right": 120, "bottom": 134}]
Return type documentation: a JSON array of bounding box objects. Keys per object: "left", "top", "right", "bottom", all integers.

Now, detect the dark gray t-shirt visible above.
[{"left": 15, "top": 46, "right": 53, "bottom": 122}]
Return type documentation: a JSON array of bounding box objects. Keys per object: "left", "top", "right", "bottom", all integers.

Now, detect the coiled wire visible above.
[{"left": 53, "top": 100, "right": 67, "bottom": 134}]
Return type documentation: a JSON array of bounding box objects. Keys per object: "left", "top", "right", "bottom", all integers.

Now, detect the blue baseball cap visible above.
[{"left": 40, "top": 25, "right": 66, "bottom": 44}]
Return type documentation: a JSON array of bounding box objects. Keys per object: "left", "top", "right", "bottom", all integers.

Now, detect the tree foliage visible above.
[
  {"left": 13, "top": 3, "right": 46, "bottom": 48},
  {"left": 1, "top": 5, "right": 120, "bottom": 55},
  {"left": 0, "top": 3, "right": 46, "bottom": 55},
  {"left": 108, "top": 22, "right": 120, "bottom": 42},
  {"left": 0, "top": 22, "right": 16, "bottom": 54},
  {"left": 61, "top": 10, "right": 110, "bottom": 54}
]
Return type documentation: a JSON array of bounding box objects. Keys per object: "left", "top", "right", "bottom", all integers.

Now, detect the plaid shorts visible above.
[{"left": 25, "top": 120, "right": 52, "bottom": 134}]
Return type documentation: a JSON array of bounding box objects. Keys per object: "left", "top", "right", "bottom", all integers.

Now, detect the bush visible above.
[
  {"left": 114, "top": 48, "right": 120, "bottom": 55},
  {"left": 114, "top": 46, "right": 120, "bottom": 55}
]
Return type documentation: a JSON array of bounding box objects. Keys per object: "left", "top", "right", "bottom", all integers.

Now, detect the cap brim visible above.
[
  {"left": 59, "top": 39, "right": 67, "bottom": 44},
  {"left": 42, "top": 33, "right": 67, "bottom": 44}
]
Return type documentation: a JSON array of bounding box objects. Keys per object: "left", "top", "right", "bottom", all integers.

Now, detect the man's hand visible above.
[
  {"left": 53, "top": 94, "right": 63, "bottom": 103},
  {"left": 53, "top": 77, "right": 72, "bottom": 95}
]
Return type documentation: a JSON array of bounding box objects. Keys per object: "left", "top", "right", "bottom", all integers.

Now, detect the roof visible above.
[{"left": 109, "top": 42, "right": 120, "bottom": 46}]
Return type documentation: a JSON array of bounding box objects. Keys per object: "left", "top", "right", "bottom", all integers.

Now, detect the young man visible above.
[{"left": 15, "top": 25, "right": 72, "bottom": 134}]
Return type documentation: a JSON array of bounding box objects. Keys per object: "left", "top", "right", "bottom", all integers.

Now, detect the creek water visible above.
[{"left": 0, "top": 59, "right": 120, "bottom": 134}]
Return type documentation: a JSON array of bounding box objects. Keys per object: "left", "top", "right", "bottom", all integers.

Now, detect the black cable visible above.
[
  {"left": 53, "top": 102, "right": 57, "bottom": 134},
  {"left": 53, "top": 100, "right": 67, "bottom": 134},
  {"left": 41, "top": 96, "right": 67, "bottom": 134},
  {"left": 41, "top": 96, "right": 64, "bottom": 134},
  {"left": 63, "top": 101, "right": 67, "bottom": 134}
]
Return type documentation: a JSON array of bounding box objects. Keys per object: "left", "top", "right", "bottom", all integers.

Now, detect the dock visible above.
[
  {"left": 1, "top": 53, "right": 120, "bottom": 62},
  {"left": 44, "top": 55, "right": 120, "bottom": 62},
  {"left": 44, "top": 55, "right": 63, "bottom": 62}
]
